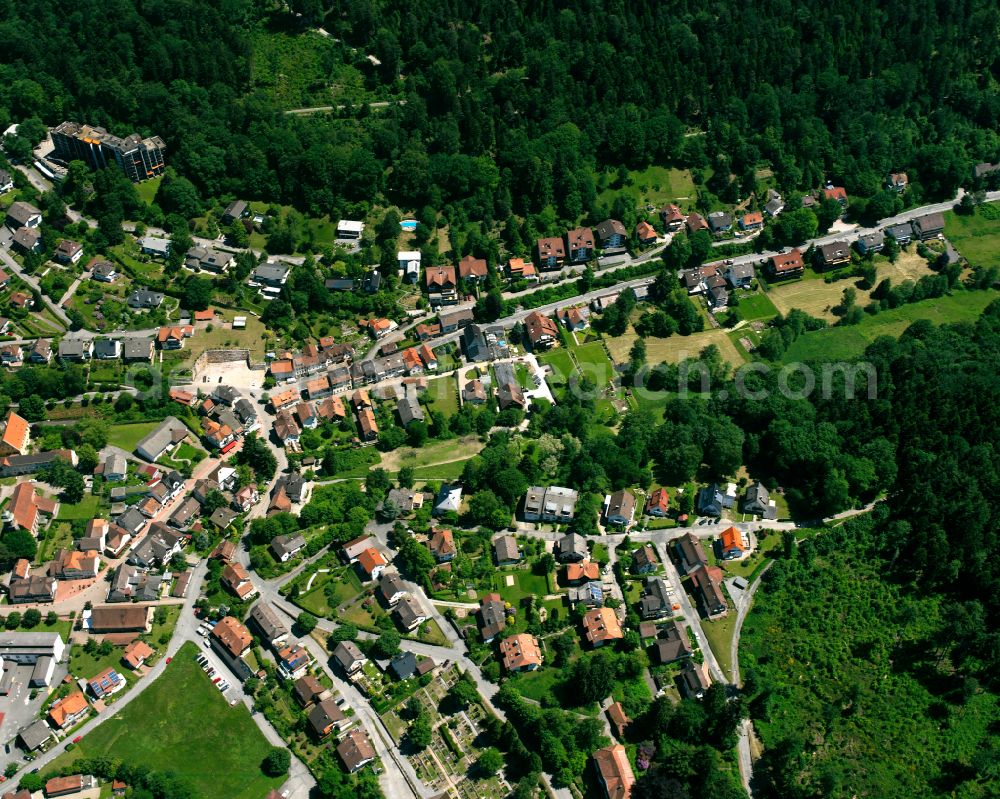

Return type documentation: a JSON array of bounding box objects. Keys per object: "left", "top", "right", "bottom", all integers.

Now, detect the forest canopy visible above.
[{"left": 0, "top": 0, "right": 997, "bottom": 224}]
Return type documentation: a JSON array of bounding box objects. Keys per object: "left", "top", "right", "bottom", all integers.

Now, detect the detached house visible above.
[
  {"left": 739, "top": 211, "right": 763, "bottom": 232},
  {"left": 54, "top": 239, "right": 83, "bottom": 264},
  {"left": 595, "top": 219, "right": 627, "bottom": 253},
  {"left": 818, "top": 241, "right": 851, "bottom": 269},
  {"left": 767, "top": 249, "right": 805, "bottom": 280},
  {"left": 583, "top": 607, "right": 624, "bottom": 648},
  {"left": 913, "top": 212, "right": 945, "bottom": 240},
  {"left": 458, "top": 254, "right": 488, "bottom": 283},
  {"left": 221, "top": 562, "right": 258, "bottom": 601},
  {"left": 536, "top": 236, "right": 566, "bottom": 270},
  {"left": 425, "top": 265, "right": 458, "bottom": 305},
  {"left": 566, "top": 227, "right": 595, "bottom": 263},
  {"left": 604, "top": 490, "right": 636, "bottom": 527},
  {"left": 743, "top": 481, "right": 776, "bottom": 519},
  {"left": 660, "top": 204, "right": 684, "bottom": 231},
  {"left": 635, "top": 220, "right": 657, "bottom": 246},
  {"left": 719, "top": 526, "right": 748, "bottom": 559},
  {"left": 5, "top": 201, "right": 41, "bottom": 231},
  {"left": 499, "top": 633, "right": 543, "bottom": 673},
  {"left": 524, "top": 310, "right": 559, "bottom": 350}
]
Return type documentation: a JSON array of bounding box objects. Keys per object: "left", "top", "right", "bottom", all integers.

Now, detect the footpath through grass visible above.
[{"left": 42, "top": 641, "right": 283, "bottom": 799}]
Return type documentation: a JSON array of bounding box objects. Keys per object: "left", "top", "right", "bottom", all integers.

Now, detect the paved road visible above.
[
  {"left": 0, "top": 560, "right": 209, "bottom": 775},
  {"left": 0, "top": 245, "right": 71, "bottom": 328}
]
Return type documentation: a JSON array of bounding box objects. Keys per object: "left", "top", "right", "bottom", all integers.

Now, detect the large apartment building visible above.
[{"left": 50, "top": 121, "right": 166, "bottom": 182}]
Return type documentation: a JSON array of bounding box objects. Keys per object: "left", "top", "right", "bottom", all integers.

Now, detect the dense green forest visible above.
[{"left": 1, "top": 0, "right": 998, "bottom": 230}]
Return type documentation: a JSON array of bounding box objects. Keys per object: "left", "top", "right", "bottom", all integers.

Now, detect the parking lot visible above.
[
  {"left": 192, "top": 630, "right": 245, "bottom": 706},
  {"left": 0, "top": 662, "right": 68, "bottom": 751}
]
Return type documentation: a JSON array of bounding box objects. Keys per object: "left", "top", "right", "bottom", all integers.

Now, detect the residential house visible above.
[
  {"left": 0, "top": 450, "right": 77, "bottom": 479},
  {"left": 605, "top": 490, "right": 636, "bottom": 526},
  {"left": 211, "top": 615, "right": 252, "bottom": 660},
  {"left": 419, "top": 344, "right": 437, "bottom": 369},
  {"left": 139, "top": 236, "right": 171, "bottom": 258},
  {"left": 123, "top": 336, "right": 154, "bottom": 363},
  {"left": 248, "top": 602, "right": 290, "bottom": 648},
  {"left": 675, "top": 533, "right": 708, "bottom": 574},
  {"left": 593, "top": 744, "right": 635, "bottom": 799},
  {"left": 12, "top": 227, "right": 41, "bottom": 254},
  {"left": 249, "top": 262, "right": 290, "bottom": 296},
  {"left": 337, "top": 728, "right": 376, "bottom": 773},
  {"left": 568, "top": 581, "right": 604, "bottom": 608},
  {"left": 566, "top": 227, "right": 595, "bottom": 263},
  {"left": 357, "top": 407, "right": 378, "bottom": 442},
  {"left": 316, "top": 395, "right": 346, "bottom": 423},
  {"left": 0, "top": 169, "right": 12, "bottom": 193},
  {"left": 393, "top": 595, "right": 427, "bottom": 631},
  {"left": 58, "top": 339, "right": 93, "bottom": 362},
  {"left": 17, "top": 719, "right": 54, "bottom": 752},
  {"left": 696, "top": 483, "right": 731, "bottom": 516},
  {"left": 433, "top": 484, "right": 462, "bottom": 516},
  {"left": 556, "top": 305, "right": 589, "bottom": 331},
  {"left": 270, "top": 388, "right": 300, "bottom": 412},
  {"left": 887, "top": 172, "right": 909, "bottom": 193},
  {"left": 270, "top": 533, "right": 306, "bottom": 563},
  {"left": 108, "top": 565, "right": 161, "bottom": 602},
  {"left": 632, "top": 545, "right": 657, "bottom": 574},
  {"left": 743, "top": 481, "right": 776, "bottom": 520},
  {"left": 332, "top": 640, "right": 366, "bottom": 676},
  {"left": 461, "top": 323, "right": 508, "bottom": 362},
  {"left": 635, "top": 221, "right": 657, "bottom": 246},
  {"left": 823, "top": 186, "right": 848, "bottom": 207},
  {"left": 127, "top": 289, "right": 164, "bottom": 309},
  {"left": 48, "top": 691, "right": 90, "bottom": 730},
  {"left": 425, "top": 265, "right": 458, "bottom": 305},
  {"left": 707, "top": 211, "right": 733, "bottom": 234},
  {"left": 308, "top": 698, "right": 346, "bottom": 738},
  {"left": 493, "top": 534, "right": 521, "bottom": 565},
  {"left": 389, "top": 651, "right": 416, "bottom": 680},
  {"left": 91, "top": 260, "right": 118, "bottom": 283},
  {"left": 93, "top": 339, "right": 122, "bottom": 360},
  {"left": 7, "top": 482, "right": 58, "bottom": 535},
  {"left": 524, "top": 486, "right": 578, "bottom": 524},
  {"left": 524, "top": 310, "right": 559, "bottom": 349},
  {"left": 221, "top": 562, "right": 258, "bottom": 601},
  {"left": 690, "top": 566, "right": 728, "bottom": 618},
  {"left": 341, "top": 535, "right": 376, "bottom": 563},
  {"left": 644, "top": 487, "right": 670, "bottom": 517},
  {"left": 5, "top": 201, "right": 41, "bottom": 230},
  {"left": 49, "top": 548, "right": 100, "bottom": 580},
  {"left": 818, "top": 241, "right": 851, "bottom": 269},
  {"left": 686, "top": 212, "right": 709, "bottom": 233},
  {"left": 507, "top": 258, "right": 538, "bottom": 282},
  {"left": 0, "top": 343, "right": 22, "bottom": 367},
  {"left": 719, "top": 526, "right": 748, "bottom": 559},
  {"left": 363, "top": 270, "right": 382, "bottom": 293},
  {"left": 378, "top": 572, "right": 407, "bottom": 605},
  {"left": 583, "top": 607, "right": 624, "bottom": 647},
  {"left": 232, "top": 484, "right": 259, "bottom": 513},
  {"left": 336, "top": 220, "right": 364, "bottom": 239},
  {"left": 397, "top": 396, "right": 424, "bottom": 427},
  {"left": 606, "top": 702, "right": 631, "bottom": 741},
  {"left": 856, "top": 231, "right": 885, "bottom": 255},
  {"left": 913, "top": 212, "right": 945, "bottom": 240},
  {"left": 29, "top": 338, "right": 52, "bottom": 364},
  {"left": 660, "top": 204, "right": 684, "bottom": 231},
  {"left": 767, "top": 249, "right": 805, "bottom": 279},
  {"left": 536, "top": 236, "right": 566, "bottom": 270},
  {"left": 277, "top": 642, "right": 312, "bottom": 680},
  {"left": 566, "top": 561, "right": 600, "bottom": 584},
  {"left": 765, "top": 195, "right": 785, "bottom": 217},
  {"left": 655, "top": 620, "right": 693, "bottom": 664},
  {"left": 398, "top": 250, "right": 421, "bottom": 284},
  {"left": 680, "top": 660, "right": 712, "bottom": 698},
  {"left": 458, "top": 254, "right": 488, "bottom": 284},
  {"left": 724, "top": 263, "right": 755, "bottom": 288},
  {"left": 499, "top": 633, "right": 543, "bottom": 672},
  {"left": 595, "top": 219, "right": 627, "bottom": 253},
  {"left": 415, "top": 321, "right": 441, "bottom": 340},
  {"left": 428, "top": 528, "right": 456, "bottom": 562},
  {"left": 294, "top": 401, "right": 317, "bottom": 430},
  {"left": 478, "top": 593, "right": 507, "bottom": 642},
  {"left": 222, "top": 200, "right": 249, "bottom": 225},
  {"left": 1, "top": 411, "right": 31, "bottom": 456},
  {"left": 87, "top": 666, "right": 125, "bottom": 699},
  {"left": 54, "top": 239, "right": 83, "bottom": 264},
  {"left": 885, "top": 222, "right": 913, "bottom": 245},
  {"left": 497, "top": 382, "right": 525, "bottom": 411},
  {"left": 554, "top": 532, "right": 588, "bottom": 562},
  {"left": 356, "top": 547, "right": 387, "bottom": 582},
  {"left": 639, "top": 576, "right": 672, "bottom": 620},
  {"left": 122, "top": 640, "right": 154, "bottom": 670},
  {"left": 184, "top": 246, "right": 233, "bottom": 273},
  {"left": 739, "top": 211, "right": 764, "bottom": 232},
  {"left": 439, "top": 307, "right": 475, "bottom": 333},
  {"left": 462, "top": 379, "right": 486, "bottom": 405}
]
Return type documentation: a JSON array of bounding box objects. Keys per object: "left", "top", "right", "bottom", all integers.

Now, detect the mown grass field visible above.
[
  {"left": 608, "top": 328, "right": 746, "bottom": 367},
  {"left": 782, "top": 289, "right": 1000, "bottom": 362},
  {"left": 768, "top": 250, "right": 934, "bottom": 321},
  {"left": 570, "top": 341, "right": 616, "bottom": 384},
  {"left": 43, "top": 642, "right": 283, "bottom": 799},
  {"left": 734, "top": 290, "right": 780, "bottom": 321},
  {"left": 596, "top": 165, "right": 697, "bottom": 211},
  {"left": 944, "top": 206, "right": 1000, "bottom": 269},
  {"left": 106, "top": 421, "right": 161, "bottom": 451}
]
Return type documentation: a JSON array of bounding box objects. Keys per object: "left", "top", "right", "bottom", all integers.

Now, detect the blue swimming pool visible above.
[{"left": 400, "top": 219, "right": 418, "bottom": 231}]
